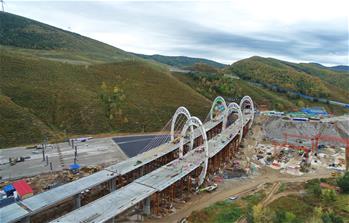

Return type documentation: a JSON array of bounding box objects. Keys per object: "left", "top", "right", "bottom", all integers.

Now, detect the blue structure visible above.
[
  {"left": 0, "top": 197, "right": 15, "bottom": 208},
  {"left": 69, "top": 163, "right": 80, "bottom": 174},
  {"left": 300, "top": 107, "right": 328, "bottom": 116},
  {"left": 3, "top": 184, "right": 15, "bottom": 197}
]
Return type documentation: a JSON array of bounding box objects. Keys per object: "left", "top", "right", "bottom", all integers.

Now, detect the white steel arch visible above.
[
  {"left": 223, "top": 102, "right": 243, "bottom": 142},
  {"left": 209, "top": 96, "right": 228, "bottom": 121},
  {"left": 239, "top": 96, "right": 254, "bottom": 128},
  {"left": 170, "top": 106, "right": 193, "bottom": 142},
  {"left": 179, "top": 116, "right": 208, "bottom": 186}
]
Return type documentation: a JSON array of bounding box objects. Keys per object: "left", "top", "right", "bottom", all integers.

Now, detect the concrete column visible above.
[
  {"left": 110, "top": 178, "right": 117, "bottom": 192},
  {"left": 143, "top": 197, "right": 151, "bottom": 215},
  {"left": 74, "top": 193, "right": 81, "bottom": 209},
  {"left": 140, "top": 166, "right": 144, "bottom": 176},
  {"left": 21, "top": 216, "right": 30, "bottom": 223}
]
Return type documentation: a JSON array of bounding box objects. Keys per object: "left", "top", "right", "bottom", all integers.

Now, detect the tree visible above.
[
  {"left": 273, "top": 209, "right": 298, "bottom": 223},
  {"left": 296, "top": 100, "right": 305, "bottom": 108},
  {"left": 322, "top": 209, "right": 344, "bottom": 223},
  {"left": 252, "top": 204, "right": 274, "bottom": 223},
  {"left": 99, "top": 82, "right": 126, "bottom": 122},
  {"left": 306, "top": 179, "right": 322, "bottom": 197},
  {"left": 309, "top": 207, "right": 323, "bottom": 223},
  {"left": 322, "top": 189, "right": 337, "bottom": 202},
  {"left": 252, "top": 204, "right": 263, "bottom": 223},
  {"left": 246, "top": 205, "right": 254, "bottom": 223},
  {"left": 337, "top": 172, "right": 349, "bottom": 193}
]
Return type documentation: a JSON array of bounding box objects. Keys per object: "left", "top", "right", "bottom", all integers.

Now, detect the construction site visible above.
[{"left": 0, "top": 96, "right": 348, "bottom": 223}]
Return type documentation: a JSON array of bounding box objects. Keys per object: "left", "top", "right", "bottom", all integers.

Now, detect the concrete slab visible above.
[{"left": 0, "top": 203, "right": 29, "bottom": 223}]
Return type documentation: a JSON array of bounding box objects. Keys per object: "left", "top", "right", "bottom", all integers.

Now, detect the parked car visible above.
[{"left": 228, "top": 195, "right": 239, "bottom": 201}]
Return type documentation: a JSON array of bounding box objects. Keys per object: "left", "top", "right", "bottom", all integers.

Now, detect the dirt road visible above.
[{"left": 146, "top": 170, "right": 331, "bottom": 223}]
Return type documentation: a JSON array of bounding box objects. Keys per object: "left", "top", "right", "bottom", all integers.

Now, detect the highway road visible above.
[{"left": 112, "top": 135, "right": 169, "bottom": 157}]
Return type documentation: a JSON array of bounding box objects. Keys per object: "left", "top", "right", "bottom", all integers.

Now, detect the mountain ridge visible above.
[{"left": 133, "top": 53, "right": 226, "bottom": 68}]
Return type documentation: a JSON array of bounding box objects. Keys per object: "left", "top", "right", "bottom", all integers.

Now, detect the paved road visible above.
[
  {"left": 0, "top": 134, "right": 171, "bottom": 181},
  {"left": 0, "top": 137, "right": 128, "bottom": 181},
  {"left": 112, "top": 135, "right": 170, "bottom": 158}
]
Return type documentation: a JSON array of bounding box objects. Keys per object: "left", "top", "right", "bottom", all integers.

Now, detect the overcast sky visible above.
[{"left": 5, "top": 0, "right": 349, "bottom": 65}]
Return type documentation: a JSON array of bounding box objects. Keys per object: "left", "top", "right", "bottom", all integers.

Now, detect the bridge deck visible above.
[
  {"left": 21, "top": 170, "right": 113, "bottom": 212},
  {"left": 106, "top": 120, "right": 217, "bottom": 175},
  {"left": 53, "top": 183, "right": 156, "bottom": 223},
  {"left": 50, "top": 115, "right": 251, "bottom": 223},
  {"left": 0, "top": 203, "right": 29, "bottom": 223}
]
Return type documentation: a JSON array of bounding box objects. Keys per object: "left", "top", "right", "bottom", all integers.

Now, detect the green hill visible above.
[
  {"left": 228, "top": 56, "right": 349, "bottom": 103},
  {"left": 0, "top": 49, "right": 210, "bottom": 148},
  {"left": 0, "top": 13, "right": 211, "bottom": 148},
  {"left": 173, "top": 71, "right": 348, "bottom": 114},
  {"left": 0, "top": 12, "right": 135, "bottom": 64},
  {"left": 285, "top": 62, "right": 349, "bottom": 92},
  {"left": 133, "top": 53, "right": 226, "bottom": 69}
]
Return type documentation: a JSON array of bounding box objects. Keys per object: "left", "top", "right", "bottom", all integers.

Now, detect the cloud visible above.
[{"left": 5, "top": 0, "right": 349, "bottom": 65}]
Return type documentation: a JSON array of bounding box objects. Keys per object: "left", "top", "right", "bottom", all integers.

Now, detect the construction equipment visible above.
[{"left": 283, "top": 132, "right": 349, "bottom": 171}]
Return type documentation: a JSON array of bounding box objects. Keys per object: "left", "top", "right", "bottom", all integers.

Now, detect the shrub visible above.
[{"left": 337, "top": 172, "right": 349, "bottom": 193}]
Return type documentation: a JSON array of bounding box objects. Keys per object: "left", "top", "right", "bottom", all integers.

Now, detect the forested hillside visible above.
[
  {"left": 134, "top": 53, "right": 226, "bottom": 69},
  {"left": 228, "top": 56, "right": 349, "bottom": 102}
]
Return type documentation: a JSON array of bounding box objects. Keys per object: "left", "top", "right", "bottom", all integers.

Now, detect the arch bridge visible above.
[{"left": 1, "top": 96, "right": 255, "bottom": 223}]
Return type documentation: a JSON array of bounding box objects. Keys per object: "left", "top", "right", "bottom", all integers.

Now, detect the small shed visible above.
[
  {"left": 12, "top": 180, "right": 33, "bottom": 200},
  {"left": 300, "top": 107, "right": 328, "bottom": 116},
  {"left": 3, "top": 184, "right": 15, "bottom": 197}
]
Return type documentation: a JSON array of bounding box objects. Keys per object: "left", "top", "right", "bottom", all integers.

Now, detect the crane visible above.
[{"left": 283, "top": 132, "right": 349, "bottom": 171}]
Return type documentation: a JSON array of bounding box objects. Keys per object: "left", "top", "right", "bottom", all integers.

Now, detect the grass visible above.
[
  {"left": 0, "top": 50, "right": 210, "bottom": 148},
  {"left": 0, "top": 12, "right": 212, "bottom": 148},
  {"left": 241, "top": 191, "right": 266, "bottom": 206},
  {"left": 187, "top": 191, "right": 266, "bottom": 223},
  {"left": 173, "top": 71, "right": 348, "bottom": 114},
  {"left": 188, "top": 179, "right": 349, "bottom": 223},
  {"left": 228, "top": 56, "right": 349, "bottom": 102},
  {"left": 268, "top": 195, "right": 313, "bottom": 222},
  {"left": 0, "top": 12, "right": 134, "bottom": 64},
  {"left": 188, "top": 201, "right": 242, "bottom": 223},
  {"left": 268, "top": 193, "right": 349, "bottom": 222},
  {"left": 276, "top": 183, "right": 286, "bottom": 194},
  {"left": 268, "top": 179, "right": 349, "bottom": 222}
]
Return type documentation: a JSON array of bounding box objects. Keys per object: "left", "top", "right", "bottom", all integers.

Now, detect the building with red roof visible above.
[{"left": 12, "top": 180, "right": 33, "bottom": 200}]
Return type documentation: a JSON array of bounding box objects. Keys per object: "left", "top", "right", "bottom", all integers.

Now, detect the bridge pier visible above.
[
  {"left": 106, "top": 217, "right": 117, "bottom": 223},
  {"left": 143, "top": 197, "right": 151, "bottom": 215},
  {"left": 110, "top": 177, "right": 117, "bottom": 191},
  {"left": 74, "top": 193, "right": 81, "bottom": 209},
  {"left": 20, "top": 216, "right": 30, "bottom": 223}
]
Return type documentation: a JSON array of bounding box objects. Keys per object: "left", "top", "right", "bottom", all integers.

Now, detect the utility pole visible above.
[
  {"left": 42, "top": 143, "right": 45, "bottom": 161},
  {"left": 42, "top": 137, "right": 48, "bottom": 162},
  {"left": 1, "top": 0, "right": 4, "bottom": 12},
  {"left": 74, "top": 146, "right": 78, "bottom": 164}
]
